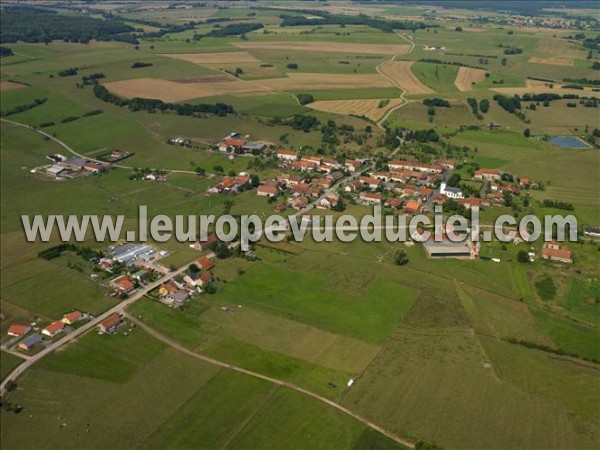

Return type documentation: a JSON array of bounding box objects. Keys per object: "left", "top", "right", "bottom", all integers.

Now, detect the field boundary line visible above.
[{"left": 123, "top": 313, "right": 416, "bottom": 449}]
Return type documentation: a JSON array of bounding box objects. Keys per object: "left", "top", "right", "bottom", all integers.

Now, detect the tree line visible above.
[{"left": 1, "top": 6, "right": 136, "bottom": 44}]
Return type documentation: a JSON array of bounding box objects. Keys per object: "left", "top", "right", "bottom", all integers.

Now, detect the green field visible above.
[{"left": 1, "top": 3, "right": 599, "bottom": 449}]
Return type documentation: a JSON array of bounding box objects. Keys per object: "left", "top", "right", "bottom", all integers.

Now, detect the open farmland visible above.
[
  {"left": 236, "top": 41, "right": 411, "bottom": 55},
  {"left": 378, "top": 60, "right": 435, "bottom": 94},
  {"left": 104, "top": 73, "right": 392, "bottom": 102},
  {"left": 453, "top": 66, "right": 488, "bottom": 91},
  {"left": 1, "top": 2, "right": 599, "bottom": 449},
  {"left": 491, "top": 79, "right": 600, "bottom": 98},
  {"left": 528, "top": 56, "right": 574, "bottom": 66},
  {"left": 160, "top": 51, "right": 261, "bottom": 64},
  {"left": 307, "top": 98, "right": 404, "bottom": 121}
]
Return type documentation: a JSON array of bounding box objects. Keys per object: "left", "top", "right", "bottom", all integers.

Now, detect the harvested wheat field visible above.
[
  {"left": 454, "top": 66, "right": 487, "bottom": 92},
  {"left": 0, "top": 81, "right": 28, "bottom": 92},
  {"left": 104, "top": 73, "right": 391, "bottom": 102},
  {"left": 308, "top": 98, "right": 404, "bottom": 121},
  {"left": 160, "top": 51, "right": 261, "bottom": 64},
  {"left": 528, "top": 56, "right": 574, "bottom": 67},
  {"left": 104, "top": 77, "right": 274, "bottom": 102},
  {"left": 492, "top": 79, "right": 600, "bottom": 98},
  {"left": 255, "top": 72, "right": 392, "bottom": 90},
  {"left": 236, "top": 41, "right": 410, "bottom": 56},
  {"left": 378, "top": 61, "right": 434, "bottom": 94}
]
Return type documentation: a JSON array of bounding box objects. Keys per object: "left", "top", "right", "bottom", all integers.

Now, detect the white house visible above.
[{"left": 440, "top": 182, "right": 464, "bottom": 199}]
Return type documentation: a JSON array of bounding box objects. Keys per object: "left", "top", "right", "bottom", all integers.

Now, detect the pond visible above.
[{"left": 548, "top": 136, "right": 590, "bottom": 149}]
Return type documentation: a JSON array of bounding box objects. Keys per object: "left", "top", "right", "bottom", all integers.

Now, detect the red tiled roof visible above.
[
  {"left": 44, "top": 320, "right": 65, "bottom": 335},
  {"left": 277, "top": 149, "right": 297, "bottom": 156},
  {"left": 7, "top": 324, "right": 29, "bottom": 336},
  {"left": 542, "top": 246, "right": 572, "bottom": 261},
  {"left": 99, "top": 314, "right": 122, "bottom": 330},
  {"left": 63, "top": 311, "right": 82, "bottom": 323},
  {"left": 197, "top": 256, "right": 214, "bottom": 270},
  {"left": 258, "top": 184, "right": 278, "bottom": 195},
  {"left": 404, "top": 201, "right": 422, "bottom": 213}
]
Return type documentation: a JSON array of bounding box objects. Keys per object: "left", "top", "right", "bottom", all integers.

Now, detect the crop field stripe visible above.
[
  {"left": 378, "top": 60, "right": 435, "bottom": 95},
  {"left": 454, "top": 66, "right": 488, "bottom": 92}
]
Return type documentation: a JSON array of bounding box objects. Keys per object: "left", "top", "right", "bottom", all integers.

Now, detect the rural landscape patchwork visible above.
[{"left": 0, "top": 1, "right": 599, "bottom": 449}]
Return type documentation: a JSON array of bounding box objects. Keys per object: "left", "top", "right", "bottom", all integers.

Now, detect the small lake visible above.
[{"left": 548, "top": 136, "right": 589, "bottom": 149}]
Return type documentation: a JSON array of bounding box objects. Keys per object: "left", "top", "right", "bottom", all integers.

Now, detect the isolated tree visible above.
[
  {"left": 523, "top": 128, "right": 531, "bottom": 138},
  {"left": 517, "top": 250, "right": 529, "bottom": 263},
  {"left": 394, "top": 250, "right": 409, "bottom": 266}
]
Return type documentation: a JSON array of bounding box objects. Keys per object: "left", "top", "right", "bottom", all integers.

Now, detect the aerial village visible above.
[{"left": 8, "top": 129, "right": 585, "bottom": 354}]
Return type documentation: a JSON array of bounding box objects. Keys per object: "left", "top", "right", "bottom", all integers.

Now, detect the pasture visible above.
[{"left": 1, "top": 3, "right": 599, "bottom": 449}]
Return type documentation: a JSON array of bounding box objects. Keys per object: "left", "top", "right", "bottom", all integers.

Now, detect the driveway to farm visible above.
[{"left": 124, "top": 312, "right": 416, "bottom": 449}]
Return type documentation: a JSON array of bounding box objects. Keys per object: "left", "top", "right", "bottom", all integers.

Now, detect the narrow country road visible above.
[
  {"left": 375, "top": 32, "right": 417, "bottom": 129},
  {"left": 124, "top": 313, "right": 416, "bottom": 449}
]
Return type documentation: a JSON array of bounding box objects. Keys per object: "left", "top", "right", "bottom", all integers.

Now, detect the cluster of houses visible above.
[
  {"left": 276, "top": 149, "right": 365, "bottom": 174},
  {"left": 98, "top": 243, "right": 170, "bottom": 297},
  {"left": 218, "top": 132, "right": 266, "bottom": 155},
  {"left": 38, "top": 154, "right": 109, "bottom": 179},
  {"left": 208, "top": 174, "right": 251, "bottom": 195},
  {"left": 7, "top": 310, "right": 89, "bottom": 352},
  {"left": 155, "top": 256, "right": 215, "bottom": 307}
]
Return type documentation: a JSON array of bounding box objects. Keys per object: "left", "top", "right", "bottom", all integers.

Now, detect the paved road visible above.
[
  {"left": 0, "top": 256, "right": 198, "bottom": 395},
  {"left": 125, "top": 313, "right": 416, "bottom": 449}
]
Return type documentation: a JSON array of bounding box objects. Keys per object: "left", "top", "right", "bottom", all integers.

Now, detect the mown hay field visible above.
[
  {"left": 453, "top": 66, "right": 488, "bottom": 91},
  {"left": 308, "top": 98, "right": 404, "bottom": 121},
  {"left": 378, "top": 60, "right": 434, "bottom": 94}
]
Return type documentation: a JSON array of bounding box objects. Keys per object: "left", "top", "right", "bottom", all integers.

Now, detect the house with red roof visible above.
[
  {"left": 197, "top": 256, "right": 214, "bottom": 271},
  {"left": 359, "top": 192, "right": 383, "bottom": 204},
  {"left": 257, "top": 184, "right": 279, "bottom": 198},
  {"left": 62, "top": 311, "right": 83, "bottom": 325},
  {"left": 42, "top": 320, "right": 65, "bottom": 337},
  {"left": 404, "top": 201, "right": 423, "bottom": 215},
  {"left": 7, "top": 324, "right": 31, "bottom": 337},
  {"left": 474, "top": 169, "right": 502, "bottom": 180},
  {"left": 542, "top": 241, "right": 572, "bottom": 264},
  {"left": 291, "top": 161, "right": 317, "bottom": 172},
  {"left": 97, "top": 314, "right": 123, "bottom": 334},
  {"left": 385, "top": 197, "right": 404, "bottom": 209},
  {"left": 199, "top": 272, "right": 213, "bottom": 286},
  {"left": 110, "top": 275, "right": 135, "bottom": 295},
  {"left": 359, "top": 176, "right": 382, "bottom": 190},
  {"left": 276, "top": 149, "right": 298, "bottom": 161}
]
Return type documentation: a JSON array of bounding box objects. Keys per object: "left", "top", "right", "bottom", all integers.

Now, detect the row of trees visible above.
[{"left": 276, "top": 9, "right": 431, "bottom": 33}]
